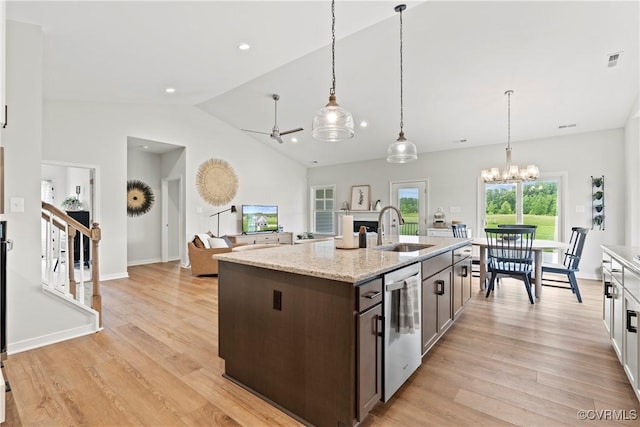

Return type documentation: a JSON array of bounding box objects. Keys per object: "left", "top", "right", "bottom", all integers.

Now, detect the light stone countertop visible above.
[{"left": 214, "top": 235, "right": 471, "bottom": 285}]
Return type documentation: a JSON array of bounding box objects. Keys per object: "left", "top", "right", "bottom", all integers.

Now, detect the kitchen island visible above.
[{"left": 215, "top": 235, "right": 471, "bottom": 426}]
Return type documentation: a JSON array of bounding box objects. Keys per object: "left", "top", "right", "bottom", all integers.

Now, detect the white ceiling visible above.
[{"left": 8, "top": 1, "right": 639, "bottom": 167}]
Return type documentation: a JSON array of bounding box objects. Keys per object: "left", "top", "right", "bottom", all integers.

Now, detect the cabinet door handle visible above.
[
  {"left": 604, "top": 281, "right": 612, "bottom": 299},
  {"left": 376, "top": 315, "right": 384, "bottom": 337},
  {"left": 363, "top": 291, "right": 382, "bottom": 299},
  {"left": 627, "top": 310, "right": 638, "bottom": 333},
  {"left": 461, "top": 266, "right": 468, "bottom": 278},
  {"left": 435, "top": 279, "right": 445, "bottom": 295}
]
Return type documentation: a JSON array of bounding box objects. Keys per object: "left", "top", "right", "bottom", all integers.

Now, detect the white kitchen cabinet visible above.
[{"left": 602, "top": 245, "right": 640, "bottom": 402}]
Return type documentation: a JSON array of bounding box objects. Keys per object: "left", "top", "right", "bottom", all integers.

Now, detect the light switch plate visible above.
[
  {"left": 575, "top": 205, "right": 585, "bottom": 213},
  {"left": 10, "top": 197, "right": 24, "bottom": 213},
  {"left": 450, "top": 206, "right": 461, "bottom": 213}
]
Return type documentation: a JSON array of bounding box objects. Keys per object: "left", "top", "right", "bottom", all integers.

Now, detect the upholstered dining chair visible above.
[
  {"left": 541, "top": 227, "right": 589, "bottom": 303},
  {"left": 485, "top": 227, "right": 536, "bottom": 304}
]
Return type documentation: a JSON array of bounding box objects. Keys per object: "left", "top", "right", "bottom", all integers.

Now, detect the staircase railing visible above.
[{"left": 41, "top": 202, "right": 102, "bottom": 326}]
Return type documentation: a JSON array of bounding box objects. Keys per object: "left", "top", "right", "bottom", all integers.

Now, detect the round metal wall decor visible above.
[
  {"left": 196, "top": 158, "right": 238, "bottom": 206},
  {"left": 127, "top": 180, "right": 155, "bottom": 217}
]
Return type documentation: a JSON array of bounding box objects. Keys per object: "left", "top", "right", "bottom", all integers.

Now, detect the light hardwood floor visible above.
[{"left": 4, "top": 262, "right": 639, "bottom": 426}]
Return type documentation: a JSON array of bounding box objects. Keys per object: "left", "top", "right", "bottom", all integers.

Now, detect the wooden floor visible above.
[{"left": 4, "top": 262, "right": 639, "bottom": 426}]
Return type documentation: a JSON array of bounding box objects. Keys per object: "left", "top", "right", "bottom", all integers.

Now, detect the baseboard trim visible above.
[
  {"left": 127, "top": 258, "right": 162, "bottom": 267},
  {"left": 7, "top": 323, "right": 101, "bottom": 356},
  {"left": 100, "top": 271, "right": 129, "bottom": 281}
]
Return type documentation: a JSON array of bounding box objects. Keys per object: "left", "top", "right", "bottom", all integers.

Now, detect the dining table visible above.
[{"left": 471, "top": 237, "right": 570, "bottom": 300}]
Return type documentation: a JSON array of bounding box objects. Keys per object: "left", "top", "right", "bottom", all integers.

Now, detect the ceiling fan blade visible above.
[
  {"left": 279, "top": 127, "right": 304, "bottom": 136},
  {"left": 271, "top": 135, "right": 284, "bottom": 144},
  {"left": 241, "top": 129, "right": 271, "bottom": 135}
]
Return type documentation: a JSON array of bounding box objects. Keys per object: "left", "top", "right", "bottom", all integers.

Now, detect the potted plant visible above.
[{"left": 61, "top": 196, "right": 80, "bottom": 211}]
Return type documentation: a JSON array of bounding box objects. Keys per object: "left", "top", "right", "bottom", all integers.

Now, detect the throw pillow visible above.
[
  {"left": 208, "top": 237, "right": 229, "bottom": 248},
  {"left": 193, "top": 235, "right": 205, "bottom": 248},
  {"left": 196, "top": 233, "right": 212, "bottom": 249},
  {"left": 220, "top": 235, "right": 234, "bottom": 248}
]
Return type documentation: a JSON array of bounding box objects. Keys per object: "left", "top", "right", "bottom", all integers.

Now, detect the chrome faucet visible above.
[{"left": 377, "top": 206, "right": 405, "bottom": 245}]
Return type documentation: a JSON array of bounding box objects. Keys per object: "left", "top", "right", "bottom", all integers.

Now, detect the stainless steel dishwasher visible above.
[{"left": 383, "top": 262, "right": 422, "bottom": 401}]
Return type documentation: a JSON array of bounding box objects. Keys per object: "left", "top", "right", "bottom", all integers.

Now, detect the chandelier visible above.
[
  {"left": 481, "top": 90, "right": 539, "bottom": 183},
  {"left": 311, "top": 0, "right": 354, "bottom": 142},
  {"left": 386, "top": 4, "right": 418, "bottom": 163}
]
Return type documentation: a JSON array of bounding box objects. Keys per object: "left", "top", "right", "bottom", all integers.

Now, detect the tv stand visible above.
[{"left": 228, "top": 232, "right": 292, "bottom": 245}]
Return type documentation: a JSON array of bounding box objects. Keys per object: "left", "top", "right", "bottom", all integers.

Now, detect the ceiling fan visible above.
[{"left": 241, "top": 94, "right": 303, "bottom": 144}]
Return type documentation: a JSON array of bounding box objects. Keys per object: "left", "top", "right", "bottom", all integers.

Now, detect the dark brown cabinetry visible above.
[
  {"left": 356, "top": 277, "right": 383, "bottom": 422},
  {"left": 357, "top": 296, "right": 382, "bottom": 421},
  {"left": 453, "top": 245, "right": 472, "bottom": 318},
  {"left": 422, "top": 252, "right": 453, "bottom": 354}
]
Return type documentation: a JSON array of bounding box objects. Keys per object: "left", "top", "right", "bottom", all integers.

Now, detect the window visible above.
[
  {"left": 480, "top": 174, "right": 565, "bottom": 261},
  {"left": 311, "top": 185, "right": 335, "bottom": 234}
]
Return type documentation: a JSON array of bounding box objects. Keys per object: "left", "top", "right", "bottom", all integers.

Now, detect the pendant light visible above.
[
  {"left": 387, "top": 4, "right": 418, "bottom": 163},
  {"left": 480, "top": 90, "right": 539, "bottom": 183},
  {"left": 312, "top": 0, "right": 354, "bottom": 142}
]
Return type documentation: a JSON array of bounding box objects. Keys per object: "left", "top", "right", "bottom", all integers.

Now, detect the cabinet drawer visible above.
[
  {"left": 254, "top": 234, "right": 279, "bottom": 244},
  {"left": 357, "top": 278, "right": 383, "bottom": 312},
  {"left": 422, "top": 252, "right": 451, "bottom": 277},
  {"left": 453, "top": 245, "right": 471, "bottom": 263}
]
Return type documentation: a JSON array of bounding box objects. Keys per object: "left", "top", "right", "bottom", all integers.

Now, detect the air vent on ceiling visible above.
[
  {"left": 558, "top": 123, "right": 577, "bottom": 129},
  {"left": 607, "top": 51, "right": 623, "bottom": 68}
]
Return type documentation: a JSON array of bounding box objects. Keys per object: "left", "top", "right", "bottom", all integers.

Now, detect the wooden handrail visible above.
[
  {"left": 42, "top": 202, "right": 93, "bottom": 238},
  {"left": 41, "top": 201, "right": 103, "bottom": 327}
]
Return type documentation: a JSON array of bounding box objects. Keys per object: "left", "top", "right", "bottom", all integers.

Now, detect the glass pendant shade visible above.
[
  {"left": 312, "top": 94, "right": 355, "bottom": 142},
  {"left": 387, "top": 131, "right": 418, "bottom": 163}
]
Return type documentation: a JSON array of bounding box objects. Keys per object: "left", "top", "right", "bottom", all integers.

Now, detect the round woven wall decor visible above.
[
  {"left": 127, "top": 180, "right": 155, "bottom": 217},
  {"left": 196, "top": 158, "right": 238, "bottom": 206}
]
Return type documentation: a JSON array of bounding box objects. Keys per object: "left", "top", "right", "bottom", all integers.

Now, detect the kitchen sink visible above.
[{"left": 376, "top": 243, "right": 435, "bottom": 252}]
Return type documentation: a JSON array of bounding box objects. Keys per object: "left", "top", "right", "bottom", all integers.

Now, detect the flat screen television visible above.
[{"left": 242, "top": 205, "right": 278, "bottom": 233}]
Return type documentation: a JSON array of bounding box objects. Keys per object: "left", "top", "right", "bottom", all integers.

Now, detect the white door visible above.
[
  {"left": 390, "top": 181, "right": 428, "bottom": 236},
  {"left": 161, "top": 177, "right": 181, "bottom": 262}
]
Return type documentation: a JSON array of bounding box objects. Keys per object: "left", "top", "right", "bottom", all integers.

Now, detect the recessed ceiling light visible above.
[
  {"left": 165, "top": 87, "right": 175, "bottom": 94},
  {"left": 291, "top": 137, "right": 298, "bottom": 143},
  {"left": 360, "top": 121, "right": 368, "bottom": 128},
  {"left": 238, "top": 42, "right": 250, "bottom": 51}
]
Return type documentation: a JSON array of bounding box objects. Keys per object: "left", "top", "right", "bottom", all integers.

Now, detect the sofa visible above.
[{"left": 187, "top": 233, "right": 277, "bottom": 276}]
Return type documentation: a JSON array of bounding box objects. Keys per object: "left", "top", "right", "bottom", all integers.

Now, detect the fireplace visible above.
[{"left": 353, "top": 220, "right": 379, "bottom": 233}]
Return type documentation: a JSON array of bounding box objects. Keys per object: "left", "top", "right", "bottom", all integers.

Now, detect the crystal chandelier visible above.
[
  {"left": 481, "top": 90, "right": 539, "bottom": 183},
  {"left": 312, "top": 0, "right": 354, "bottom": 142},
  {"left": 386, "top": 4, "right": 418, "bottom": 163}
]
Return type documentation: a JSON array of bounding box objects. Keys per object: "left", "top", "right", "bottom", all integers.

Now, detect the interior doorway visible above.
[
  {"left": 161, "top": 177, "right": 182, "bottom": 262},
  {"left": 41, "top": 162, "right": 98, "bottom": 288},
  {"left": 390, "top": 180, "right": 428, "bottom": 236}
]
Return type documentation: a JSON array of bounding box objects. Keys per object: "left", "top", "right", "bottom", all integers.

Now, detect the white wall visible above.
[
  {"left": 126, "top": 147, "right": 163, "bottom": 265},
  {"left": 43, "top": 102, "right": 307, "bottom": 280},
  {"left": 624, "top": 94, "right": 640, "bottom": 247},
  {"left": 3, "top": 21, "right": 96, "bottom": 354},
  {"left": 308, "top": 128, "right": 626, "bottom": 280}
]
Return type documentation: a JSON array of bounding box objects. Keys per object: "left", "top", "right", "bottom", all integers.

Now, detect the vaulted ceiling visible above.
[{"left": 8, "top": 1, "right": 639, "bottom": 166}]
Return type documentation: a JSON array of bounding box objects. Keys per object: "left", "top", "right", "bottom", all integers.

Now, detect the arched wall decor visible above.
[
  {"left": 127, "top": 180, "right": 155, "bottom": 217},
  {"left": 195, "top": 158, "right": 239, "bottom": 206}
]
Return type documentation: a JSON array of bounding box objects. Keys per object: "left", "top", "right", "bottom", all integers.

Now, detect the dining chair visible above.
[
  {"left": 497, "top": 224, "right": 538, "bottom": 230},
  {"left": 451, "top": 223, "right": 468, "bottom": 238},
  {"left": 484, "top": 227, "right": 536, "bottom": 304},
  {"left": 540, "top": 227, "right": 589, "bottom": 303},
  {"left": 451, "top": 224, "right": 485, "bottom": 282}
]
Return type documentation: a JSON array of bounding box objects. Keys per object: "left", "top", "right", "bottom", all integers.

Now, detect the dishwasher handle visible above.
[{"left": 385, "top": 271, "right": 420, "bottom": 292}]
